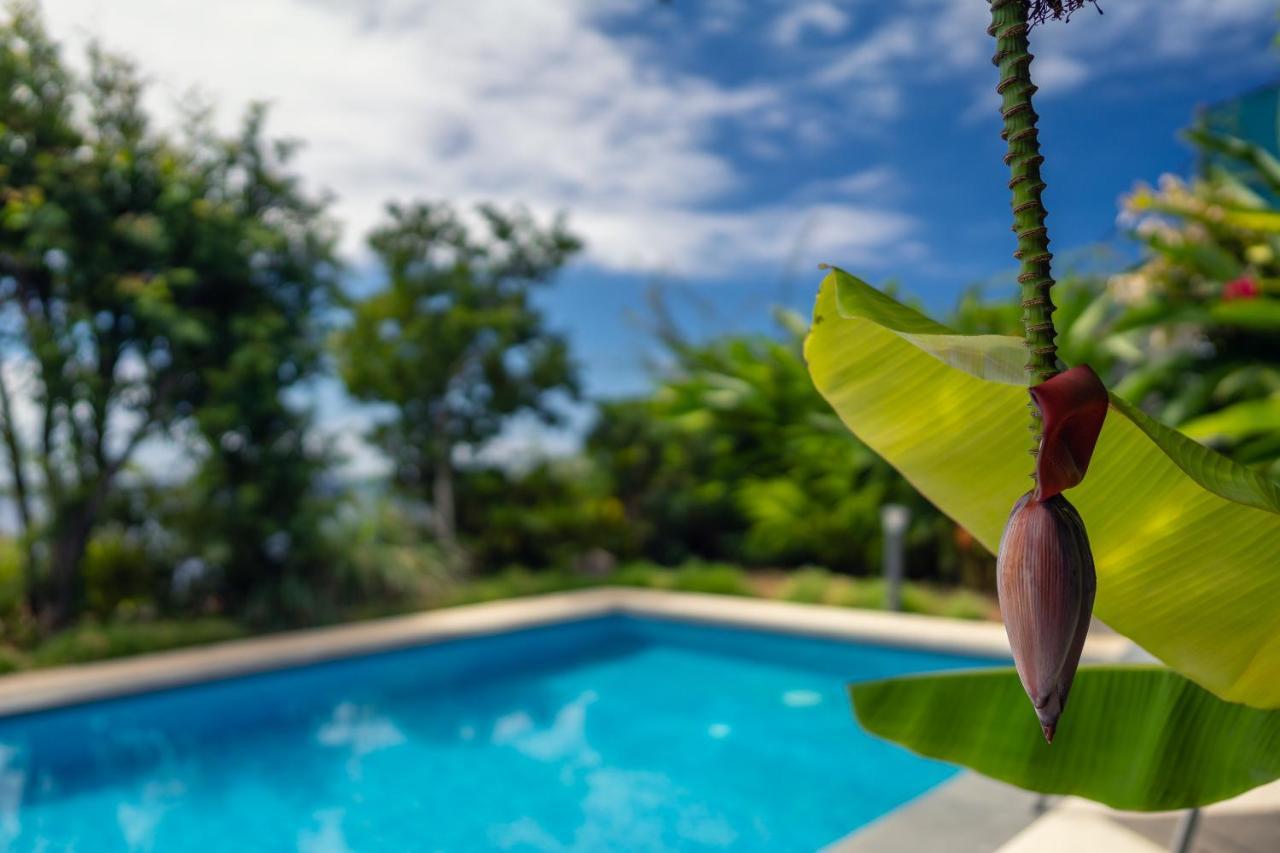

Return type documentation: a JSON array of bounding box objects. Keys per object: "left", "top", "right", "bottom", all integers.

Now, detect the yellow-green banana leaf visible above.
[
  {"left": 852, "top": 666, "right": 1280, "bottom": 811},
  {"left": 805, "top": 268, "right": 1280, "bottom": 707}
]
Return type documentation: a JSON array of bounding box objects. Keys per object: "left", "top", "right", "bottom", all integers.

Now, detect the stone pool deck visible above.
[
  {"left": 0, "top": 587, "right": 1132, "bottom": 716},
  {"left": 0, "top": 588, "right": 1266, "bottom": 852},
  {"left": 828, "top": 773, "right": 1280, "bottom": 853}
]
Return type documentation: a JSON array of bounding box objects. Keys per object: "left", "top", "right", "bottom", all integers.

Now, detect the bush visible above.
[
  {"left": 671, "top": 561, "right": 750, "bottom": 596},
  {"left": 900, "top": 584, "right": 994, "bottom": 621},
  {"left": 444, "top": 566, "right": 590, "bottom": 606},
  {"left": 327, "top": 500, "right": 456, "bottom": 606},
  {"left": 82, "top": 527, "right": 159, "bottom": 620},
  {"left": 32, "top": 618, "right": 247, "bottom": 666},
  {"left": 0, "top": 645, "right": 27, "bottom": 674},
  {"left": 781, "top": 566, "right": 834, "bottom": 604},
  {"left": 457, "top": 461, "right": 636, "bottom": 571},
  {"left": 0, "top": 538, "right": 27, "bottom": 618}
]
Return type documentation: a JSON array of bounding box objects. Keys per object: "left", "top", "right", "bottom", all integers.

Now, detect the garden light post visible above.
[{"left": 881, "top": 504, "right": 910, "bottom": 612}]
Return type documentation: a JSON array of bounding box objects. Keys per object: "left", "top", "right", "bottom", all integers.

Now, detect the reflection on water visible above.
[
  {"left": 491, "top": 689, "right": 600, "bottom": 766},
  {"left": 298, "top": 808, "right": 351, "bottom": 853},
  {"left": 0, "top": 745, "right": 24, "bottom": 848},
  {"left": 117, "top": 778, "right": 185, "bottom": 852},
  {"left": 0, "top": 616, "right": 993, "bottom": 851},
  {"left": 317, "top": 702, "right": 407, "bottom": 781},
  {"left": 781, "top": 689, "right": 822, "bottom": 708}
]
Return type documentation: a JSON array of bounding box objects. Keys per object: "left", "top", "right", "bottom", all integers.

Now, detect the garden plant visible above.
[{"left": 806, "top": 0, "right": 1280, "bottom": 809}]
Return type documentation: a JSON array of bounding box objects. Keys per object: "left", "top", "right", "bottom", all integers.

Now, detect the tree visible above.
[
  {"left": 0, "top": 4, "right": 336, "bottom": 628},
  {"left": 165, "top": 105, "right": 339, "bottom": 623},
  {"left": 335, "top": 201, "right": 580, "bottom": 551},
  {"left": 587, "top": 309, "right": 975, "bottom": 578}
]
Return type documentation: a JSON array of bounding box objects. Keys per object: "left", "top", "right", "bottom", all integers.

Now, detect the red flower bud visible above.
[
  {"left": 1223, "top": 277, "right": 1261, "bottom": 302},
  {"left": 997, "top": 491, "right": 1096, "bottom": 743}
]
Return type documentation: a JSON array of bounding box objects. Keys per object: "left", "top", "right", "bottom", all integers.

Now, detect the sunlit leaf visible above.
[
  {"left": 805, "top": 268, "right": 1280, "bottom": 707},
  {"left": 851, "top": 666, "right": 1280, "bottom": 811}
]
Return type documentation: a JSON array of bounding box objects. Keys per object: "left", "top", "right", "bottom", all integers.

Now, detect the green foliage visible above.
[
  {"left": 0, "top": 538, "right": 25, "bottom": 616},
  {"left": 952, "top": 128, "right": 1280, "bottom": 481},
  {"left": 334, "top": 201, "right": 581, "bottom": 548},
  {"left": 0, "top": 4, "right": 337, "bottom": 628},
  {"left": 1111, "top": 147, "right": 1280, "bottom": 477},
  {"left": 780, "top": 566, "right": 832, "bottom": 603},
  {"left": 817, "top": 122, "right": 1280, "bottom": 812},
  {"left": 170, "top": 105, "right": 339, "bottom": 623},
  {"left": 443, "top": 566, "right": 592, "bottom": 606},
  {"left": 326, "top": 499, "right": 455, "bottom": 605},
  {"left": 808, "top": 268, "right": 1280, "bottom": 707},
  {"left": 852, "top": 667, "right": 1280, "bottom": 811},
  {"left": 588, "top": 311, "right": 983, "bottom": 582},
  {"left": 0, "top": 646, "right": 26, "bottom": 675},
  {"left": 667, "top": 561, "right": 751, "bottom": 596},
  {"left": 779, "top": 566, "right": 992, "bottom": 619},
  {"left": 809, "top": 268, "right": 1280, "bottom": 808},
  {"left": 81, "top": 526, "right": 157, "bottom": 620},
  {"left": 456, "top": 459, "right": 634, "bottom": 571},
  {"left": 30, "top": 618, "right": 245, "bottom": 666}
]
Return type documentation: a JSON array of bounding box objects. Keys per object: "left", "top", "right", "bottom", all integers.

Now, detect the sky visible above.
[{"left": 37, "top": 0, "right": 1280, "bottom": 471}]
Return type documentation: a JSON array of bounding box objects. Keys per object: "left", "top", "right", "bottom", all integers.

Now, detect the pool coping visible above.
[{"left": 0, "top": 587, "right": 1134, "bottom": 718}]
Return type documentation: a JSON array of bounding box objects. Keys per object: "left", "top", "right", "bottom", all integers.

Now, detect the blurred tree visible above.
[
  {"left": 166, "top": 104, "right": 339, "bottom": 623},
  {"left": 334, "top": 201, "right": 580, "bottom": 552},
  {"left": 0, "top": 4, "right": 337, "bottom": 628},
  {"left": 455, "top": 459, "right": 632, "bottom": 572},
  {"left": 588, "top": 309, "right": 976, "bottom": 579}
]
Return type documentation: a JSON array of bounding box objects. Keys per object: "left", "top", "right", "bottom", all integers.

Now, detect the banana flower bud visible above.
[
  {"left": 998, "top": 491, "right": 1096, "bottom": 742},
  {"left": 998, "top": 365, "right": 1107, "bottom": 742}
]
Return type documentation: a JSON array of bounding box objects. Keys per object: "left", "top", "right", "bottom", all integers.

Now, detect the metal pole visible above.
[
  {"left": 881, "top": 504, "right": 909, "bottom": 612},
  {"left": 1169, "top": 808, "right": 1200, "bottom": 853}
]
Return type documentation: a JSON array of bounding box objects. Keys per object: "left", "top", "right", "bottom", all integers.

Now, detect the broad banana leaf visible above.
[
  {"left": 805, "top": 268, "right": 1280, "bottom": 707},
  {"left": 851, "top": 666, "right": 1280, "bottom": 810}
]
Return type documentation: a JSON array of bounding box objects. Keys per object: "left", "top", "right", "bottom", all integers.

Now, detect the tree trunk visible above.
[
  {"left": 43, "top": 506, "right": 93, "bottom": 631},
  {"left": 0, "top": 369, "right": 32, "bottom": 537},
  {"left": 431, "top": 455, "right": 457, "bottom": 548}
]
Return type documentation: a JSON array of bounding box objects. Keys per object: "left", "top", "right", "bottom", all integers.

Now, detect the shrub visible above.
[
  {"left": 31, "top": 618, "right": 247, "bottom": 666},
  {"left": 781, "top": 566, "right": 834, "bottom": 603},
  {"left": 82, "top": 528, "right": 158, "bottom": 620},
  {"left": 670, "top": 561, "right": 750, "bottom": 596},
  {"left": 0, "top": 538, "right": 27, "bottom": 620}
]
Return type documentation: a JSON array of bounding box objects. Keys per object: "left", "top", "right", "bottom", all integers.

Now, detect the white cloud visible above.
[
  {"left": 771, "top": 2, "right": 849, "bottom": 47},
  {"left": 1030, "top": 52, "right": 1090, "bottom": 95},
  {"left": 816, "top": 0, "right": 1277, "bottom": 123},
  {"left": 827, "top": 166, "right": 899, "bottom": 197},
  {"left": 815, "top": 18, "right": 916, "bottom": 86},
  {"left": 41, "top": 0, "right": 911, "bottom": 279},
  {"left": 584, "top": 200, "right": 913, "bottom": 274}
]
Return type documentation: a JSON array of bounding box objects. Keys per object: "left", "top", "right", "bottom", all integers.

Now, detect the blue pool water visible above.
[{"left": 0, "top": 616, "right": 996, "bottom": 851}]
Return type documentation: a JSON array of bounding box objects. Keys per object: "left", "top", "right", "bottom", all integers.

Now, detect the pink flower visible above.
[{"left": 1223, "top": 277, "right": 1261, "bottom": 301}]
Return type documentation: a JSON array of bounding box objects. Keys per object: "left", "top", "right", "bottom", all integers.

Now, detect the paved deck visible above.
[
  {"left": 826, "top": 775, "right": 1046, "bottom": 852},
  {"left": 1011, "top": 782, "right": 1280, "bottom": 853}
]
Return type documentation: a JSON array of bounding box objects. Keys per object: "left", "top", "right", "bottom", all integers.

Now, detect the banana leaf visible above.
[
  {"left": 851, "top": 666, "right": 1280, "bottom": 810},
  {"left": 805, "top": 268, "right": 1280, "bottom": 708}
]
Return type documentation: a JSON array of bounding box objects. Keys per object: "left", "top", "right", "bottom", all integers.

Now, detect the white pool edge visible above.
[{"left": 0, "top": 587, "right": 1134, "bottom": 718}]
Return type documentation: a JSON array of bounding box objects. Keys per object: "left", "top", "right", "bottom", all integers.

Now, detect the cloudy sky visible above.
[{"left": 39, "top": 0, "right": 1280, "bottom": 465}]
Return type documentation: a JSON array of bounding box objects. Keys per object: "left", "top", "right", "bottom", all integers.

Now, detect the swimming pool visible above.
[{"left": 0, "top": 615, "right": 995, "bottom": 851}]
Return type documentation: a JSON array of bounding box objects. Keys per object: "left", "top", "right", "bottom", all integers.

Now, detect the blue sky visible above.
[{"left": 42, "top": 0, "right": 1280, "bottom": 469}]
